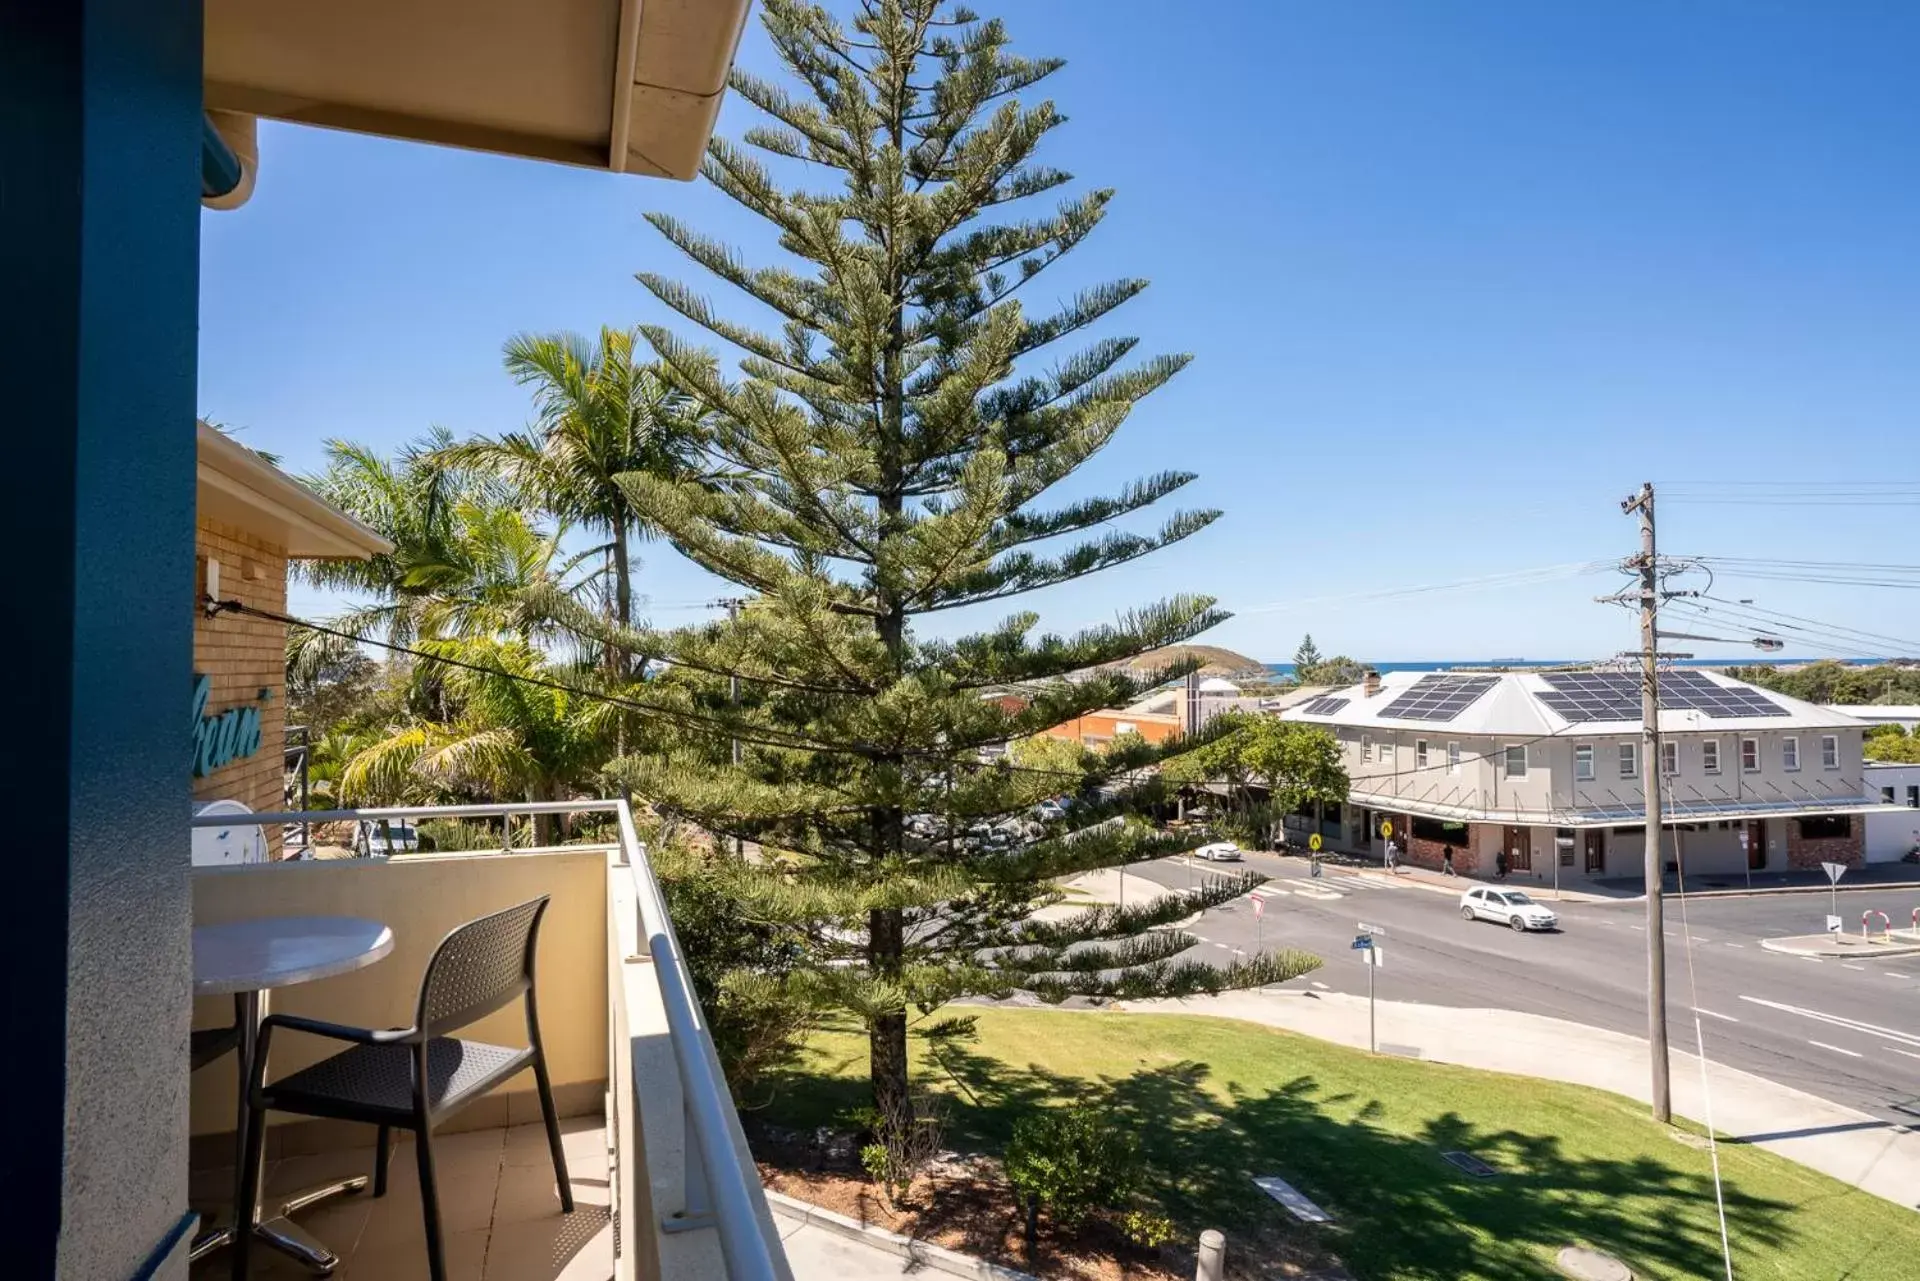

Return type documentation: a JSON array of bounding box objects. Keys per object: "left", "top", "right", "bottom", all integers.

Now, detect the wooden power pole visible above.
[{"left": 1623, "top": 482, "right": 1672, "bottom": 1123}]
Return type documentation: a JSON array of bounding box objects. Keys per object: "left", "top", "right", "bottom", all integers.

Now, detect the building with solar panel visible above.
[{"left": 1281, "top": 667, "right": 1895, "bottom": 887}]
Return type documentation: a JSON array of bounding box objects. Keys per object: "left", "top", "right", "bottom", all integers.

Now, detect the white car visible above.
[
  {"left": 353, "top": 819, "right": 419, "bottom": 857},
  {"left": 1192, "top": 841, "right": 1244, "bottom": 862},
  {"left": 1460, "top": 886, "right": 1558, "bottom": 932}
]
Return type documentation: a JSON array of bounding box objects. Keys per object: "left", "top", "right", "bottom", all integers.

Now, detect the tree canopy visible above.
[{"left": 603, "top": 0, "right": 1319, "bottom": 1132}]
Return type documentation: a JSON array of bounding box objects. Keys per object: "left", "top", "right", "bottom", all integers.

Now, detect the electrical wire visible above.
[
  {"left": 213, "top": 595, "right": 1179, "bottom": 785},
  {"left": 1230, "top": 561, "right": 1613, "bottom": 616},
  {"left": 1694, "top": 595, "right": 1920, "bottom": 654},
  {"left": 1661, "top": 602, "right": 1888, "bottom": 664},
  {"left": 1664, "top": 805, "right": 1738, "bottom": 1281}
]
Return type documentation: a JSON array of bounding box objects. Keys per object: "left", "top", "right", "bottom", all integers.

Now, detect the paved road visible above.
[{"left": 1127, "top": 852, "right": 1920, "bottom": 1124}]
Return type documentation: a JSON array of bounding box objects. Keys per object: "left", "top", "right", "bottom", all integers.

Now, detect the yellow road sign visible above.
[
  {"left": 1308, "top": 833, "right": 1323, "bottom": 852},
  {"left": 1380, "top": 820, "right": 1393, "bottom": 839}
]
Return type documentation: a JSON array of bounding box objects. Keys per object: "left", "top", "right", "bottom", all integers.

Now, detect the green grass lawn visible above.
[{"left": 762, "top": 1008, "right": 1919, "bottom": 1280}]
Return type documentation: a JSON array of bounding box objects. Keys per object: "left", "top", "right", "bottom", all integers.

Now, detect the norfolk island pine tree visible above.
[{"left": 606, "top": 0, "right": 1321, "bottom": 1138}]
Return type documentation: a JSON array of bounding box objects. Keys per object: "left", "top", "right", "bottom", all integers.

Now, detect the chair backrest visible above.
[{"left": 415, "top": 896, "right": 549, "bottom": 1038}]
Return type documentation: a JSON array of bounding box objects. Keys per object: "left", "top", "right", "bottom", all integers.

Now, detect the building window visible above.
[
  {"left": 1797, "top": 815, "right": 1851, "bottom": 841},
  {"left": 1883, "top": 786, "right": 1897, "bottom": 804},
  {"left": 1741, "top": 738, "right": 1760, "bottom": 773},
  {"left": 1662, "top": 741, "right": 1679, "bottom": 776},
  {"left": 1447, "top": 741, "right": 1460, "bottom": 774},
  {"left": 1822, "top": 735, "right": 1840, "bottom": 770},
  {"left": 1115, "top": 721, "right": 1137, "bottom": 735},
  {"left": 1619, "top": 742, "right": 1637, "bottom": 778},
  {"left": 1361, "top": 734, "right": 1371, "bottom": 763},
  {"left": 1782, "top": 737, "right": 1800, "bottom": 772},
  {"left": 1505, "top": 745, "right": 1527, "bottom": 779},
  {"left": 1575, "top": 744, "right": 1594, "bottom": 782},
  {"left": 1702, "top": 740, "right": 1720, "bottom": 774},
  {"left": 1378, "top": 737, "right": 1393, "bottom": 765},
  {"left": 1908, "top": 786, "right": 1919, "bottom": 809},
  {"left": 1416, "top": 739, "right": 1429, "bottom": 769}
]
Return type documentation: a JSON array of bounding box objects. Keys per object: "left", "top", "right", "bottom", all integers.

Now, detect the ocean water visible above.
[{"left": 1262, "top": 657, "right": 1842, "bottom": 678}]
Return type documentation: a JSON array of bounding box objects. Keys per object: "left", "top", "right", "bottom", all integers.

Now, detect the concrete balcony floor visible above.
[{"left": 189, "top": 1117, "right": 612, "bottom": 1280}]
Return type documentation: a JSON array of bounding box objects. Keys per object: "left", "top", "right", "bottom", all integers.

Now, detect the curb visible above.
[
  {"left": 1757, "top": 936, "right": 1920, "bottom": 958},
  {"left": 1676, "top": 880, "right": 1920, "bottom": 901},
  {"left": 765, "top": 1189, "right": 1039, "bottom": 1281}
]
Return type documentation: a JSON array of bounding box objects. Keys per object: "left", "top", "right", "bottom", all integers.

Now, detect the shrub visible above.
[
  {"left": 846, "top": 1094, "right": 946, "bottom": 1206},
  {"left": 1005, "top": 1107, "right": 1141, "bottom": 1241},
  {"left": 1121, "top": 1208, "right": 1176, "bottom": 1249}
]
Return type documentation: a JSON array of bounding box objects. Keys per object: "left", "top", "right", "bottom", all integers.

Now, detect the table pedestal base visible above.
[{"left": 188, "top": 1172, "right": 370, "bottom": 1274}]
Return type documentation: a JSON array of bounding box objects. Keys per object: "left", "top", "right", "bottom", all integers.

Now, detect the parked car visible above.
[
  {"left": 1192, "top": 841, "right": 1243, "bottom": 862},
  {"left": 353, "top": 819, "right": 419, "bottom": 857},
  {"left": 1034, "top": 800, "right": 1066, "bottom": 822},
  {"left": 1459, "top": 886, "right": 1558, "bottom": 932}
]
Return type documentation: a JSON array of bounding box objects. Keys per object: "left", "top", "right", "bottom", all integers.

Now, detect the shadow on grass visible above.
[{"left": 762, "top": 1040, "right": 1797, "bottom": 1280}]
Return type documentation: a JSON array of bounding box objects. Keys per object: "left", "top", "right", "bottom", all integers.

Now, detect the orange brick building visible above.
[{"left": 193, "top": 423, "right": 388, "bottom": 855}]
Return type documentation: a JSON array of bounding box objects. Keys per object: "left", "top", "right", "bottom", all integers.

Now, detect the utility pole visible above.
[
  {"left": 1623, "top": 481, "right": 1672, "bottom": 1123},
  {"left": 713, "top": 596, "right": 747, "bottom": 856}
]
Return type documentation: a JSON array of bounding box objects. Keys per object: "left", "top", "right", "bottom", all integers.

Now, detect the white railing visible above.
[{"left": 191, "top": 799, "right": 791, "bottom": 1281}]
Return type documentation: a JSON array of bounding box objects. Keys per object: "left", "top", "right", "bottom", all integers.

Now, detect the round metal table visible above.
[{"left": 192, "top": 916, "right": 394, "bottom": 1276}]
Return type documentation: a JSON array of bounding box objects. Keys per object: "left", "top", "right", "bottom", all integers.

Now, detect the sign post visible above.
[
  {"left": 1354, "top": 922, "right": 1384, "bottom": 1052},
  {"left": 1252, "top": 893, "right": 1265, "bottom": 953},
  {"left": 1739, "top": 828, "right": 1751, "bottom": 890},
  {"left": 1822, "top": 860, "right": 1846, "bottom": 924},
  {"left": 1380, "top": 819, "right": 1394, "bottom": 873}
]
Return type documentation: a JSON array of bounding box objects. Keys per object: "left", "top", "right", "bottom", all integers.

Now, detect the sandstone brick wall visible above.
[
  {"left": 193, "top": 518, "right": 288, "bottom": 858},
  {"left": 1786, "top": 814, "right": 1863, "bottom": 870}
]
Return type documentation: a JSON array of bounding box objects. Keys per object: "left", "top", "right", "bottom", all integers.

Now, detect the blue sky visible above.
[{"left": 199, "top": 1, "right": 1920, "bottom": 664}]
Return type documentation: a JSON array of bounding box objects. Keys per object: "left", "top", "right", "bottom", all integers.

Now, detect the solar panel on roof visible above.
[
  {"left": 1535, "top": 670, "right": 1788, "bottom": 723},
  {"left": 1299, "top": 696, "right": 1350, "bottom": 716},
  {"left": 1376, "top": 675, "right": 1499, "bottom": 722}
]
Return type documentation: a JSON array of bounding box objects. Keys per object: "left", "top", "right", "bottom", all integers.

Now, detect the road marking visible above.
[
  {"left": 1723, "top": 942, "right": 1745, "bottom": 949},
  {"left": 1796, "top": 957, "right": 1824, "bottom": 964},
  {"left": 1889, "top": 973, "right": 1912, "bottom": 980},
  {"left": 1843, "top": 964, "right": 1867, "bottom": 971},
  {"left": 1231, "top": 947, "right": 1247, "bottom": 957},
  {"left": 1629, "top": 925, "right": 1645, "bottom": 931},
  {"left": 1259, "top": 887, "right": 1293, "bottom": 897},
  {"left": 1210, "top": 942, "right": 1232, "bottom": 951},
  {"left": 1895, "top": 1050, "right": 1920, "bottom": 1061},
  {"left": 1739, "top": 995, "right": 1920, "bottom": 1051},
  {"left": 1694, "top": 1009, "right": 1740, "bottom": 1023},
  {"left": 1310, "top": 981, "right": 1330, "bottom": 991},
  {"left": 1808, "top": 1040, "right": 1864, "bottom": 1058}
]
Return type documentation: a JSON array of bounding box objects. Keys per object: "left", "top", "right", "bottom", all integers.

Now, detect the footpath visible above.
[{"left": 1119, "top": 987, "right": 1920, "bottom": 1209}]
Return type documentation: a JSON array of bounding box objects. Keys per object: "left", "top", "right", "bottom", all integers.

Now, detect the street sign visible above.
[
  {"left": 1252, "top": 896, "right": 1266, "bottom": 919},
  {"left": 1826, "top": 914, "right": 1843, "bottom": 934},
  {"left": 1351, "top": 935, "right": 1373, "bottom": 950},
  {"left": 1822, "top": 861, "right": 1847, "bottom": 886},
  {"left": 1308, "top": 833, "right": 1323, "bottom": 853},
  {"left": 1380, "top": 820, "right": 1394, "bottom": 839},
  {"left": 1363, "top": 945, "right": 1385, "bottom": 968}
]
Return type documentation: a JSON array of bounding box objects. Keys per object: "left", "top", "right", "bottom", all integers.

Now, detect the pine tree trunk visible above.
[{"left": 868, "top": 905, "right": 910, "bottom": 1130}]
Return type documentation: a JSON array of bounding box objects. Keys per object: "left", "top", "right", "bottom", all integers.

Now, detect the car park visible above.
[{"left": 1459, "top": 886, "right": 1558, "bottom": 932}]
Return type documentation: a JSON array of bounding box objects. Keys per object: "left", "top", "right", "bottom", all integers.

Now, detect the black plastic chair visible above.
[
  {"left": 191, "top": 995, "right": 246, "bottom": 1071},
  {"left": 231, "top": 896, "right": 573, "bottom": 1281}
]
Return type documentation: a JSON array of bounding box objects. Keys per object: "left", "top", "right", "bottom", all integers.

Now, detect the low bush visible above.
[{"left": 1004, "top": 1106, "right": 1141, "bottom": 1247}]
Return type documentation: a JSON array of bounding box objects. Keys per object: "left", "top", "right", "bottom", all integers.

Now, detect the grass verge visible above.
[{"left": 761, "top": 1007, "right": 1917, "bottom": 1280}]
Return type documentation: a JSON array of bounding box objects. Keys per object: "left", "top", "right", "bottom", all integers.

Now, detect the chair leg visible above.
[
  {"left": 231, "top": 1103, "right": 269, "bottom": 1281},
  {"left": 532, "top": 1046, "right": 574, "bottom": 1212},
  {"left": 373, "top": 1124, "right": 391, "bottom": 1197},
  {"left": 415, "top": 1123, "right": 446, "bottom": 1281}
]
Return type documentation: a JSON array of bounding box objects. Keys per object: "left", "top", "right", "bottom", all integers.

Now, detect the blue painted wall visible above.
[{"left": 4, "top": 0, "right": 203, "bottom": 1274}]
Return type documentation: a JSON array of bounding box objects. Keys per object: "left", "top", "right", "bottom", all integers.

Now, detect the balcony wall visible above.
[{"left": 190, "top": 849, "right": 610, "bottom": 1151}]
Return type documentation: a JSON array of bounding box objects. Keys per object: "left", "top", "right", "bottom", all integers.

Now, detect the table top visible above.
[{"left": 193, "top": 916, "right": 394, "bottom": 995}]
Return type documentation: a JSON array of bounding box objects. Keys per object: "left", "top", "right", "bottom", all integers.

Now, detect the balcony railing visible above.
[{"left": 192, "top": 799, "right": 791, "bottom": 1281}]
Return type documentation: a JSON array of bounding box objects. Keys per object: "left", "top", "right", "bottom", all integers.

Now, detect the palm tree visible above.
[
  {"left": 340, "top": 637, "right": 611, "bottom": 844},
  {"left": 439, "top": 328, "right": 704, "bottom": 665},
  {"left": 296, "top": 431, "right": 591, "bottom": 646}
]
